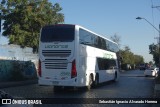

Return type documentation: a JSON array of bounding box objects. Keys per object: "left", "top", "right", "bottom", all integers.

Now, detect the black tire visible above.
[
  {"left": 93, "top": 74, "right": 99, "bottom": 87},
  {"left": 86, "top": 75, "right": 93, "bottom": 90},
  {"left": 113, "top": 72, "right": 118, "bottom": 82}
]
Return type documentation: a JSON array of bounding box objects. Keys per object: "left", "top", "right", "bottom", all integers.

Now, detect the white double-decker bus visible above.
[{"left": 38, "top": 24, "right": 120, "bottom": 90}]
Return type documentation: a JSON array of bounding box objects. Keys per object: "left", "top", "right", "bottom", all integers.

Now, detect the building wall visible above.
[
  {"left": 0, "top": 60, "right": 37, "bottom": 81},
  {"left": 0, "top": 44, "right": 38, "bottom": 81},
  {"left": 0, "top": 44, "right": 38, "bottom": 60}
]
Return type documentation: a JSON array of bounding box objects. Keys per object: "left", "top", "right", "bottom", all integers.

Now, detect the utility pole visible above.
[
  {"left": 156, "top": 24, "right": 160, "bottom": 74},
  {"left": 152, "top": 5, "right": 160, "bottom": 11},
  {"left": 153, "top": 24, "right": 160, "bottom": 74},
  {"left": 0, "top": 12, "right": 1, "bottom": 42},
  {"left": 159, "top": 24, "right": 160, "bottom": 73},
  {"left": 0, "top": 12, "right": 1, "bottom": 33},
  {"left": 136, "top": 17, "right": 160, "bottom": 75},
  {"left": 152, "top": 5, "right": 160, "bottom": 73},
  {"left": 154, "top": 37, "right": 159, "bottom": 45}
]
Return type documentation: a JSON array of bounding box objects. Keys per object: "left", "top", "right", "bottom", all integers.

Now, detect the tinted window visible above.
[
  {"left": 79, "top": 28, "right": 119, "bottom": 52},
  {"left": 95, "top": 36, "right": 106, "bottom": 50},
  {"left": 106, "top": 41, "right": 119, "bottom": 52},
  {"left": 97, "top": 58, "right": 116, "bottom": 70},
  {"left": 41, "top": 25, "right": 75, "bottom": 42},
  {"left": 106, "top": 40, "right": 110, "bottom": 51},
  {"left": 79, "top": 29, "right": 95, "bottom": 46}
]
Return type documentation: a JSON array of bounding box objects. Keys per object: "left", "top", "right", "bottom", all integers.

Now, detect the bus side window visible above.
[{"left": 79, "top": 29, "right": 94, "bottom": 46}]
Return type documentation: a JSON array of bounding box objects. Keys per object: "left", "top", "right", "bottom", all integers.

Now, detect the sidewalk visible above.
[
  {"left": 0, "top": 79, "right": 38, "bottom": 89},
  {"left": 152, "top": 79, "right": 160, "bottom": 107},
  {"left": 154, "top": 84, "right": 160, "bottom": 98}
]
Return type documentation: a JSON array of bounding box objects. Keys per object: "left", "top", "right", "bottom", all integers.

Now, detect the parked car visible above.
[{"left": 144, "top": 67, "right": 159, "bottom": 77}]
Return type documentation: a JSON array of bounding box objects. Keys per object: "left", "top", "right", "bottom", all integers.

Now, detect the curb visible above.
[
  {"left": 152, "top": 84, "right": 160, "bottom": 107},
  {"left": 0, "top": 79, "right": 38, "bottom": 89}
]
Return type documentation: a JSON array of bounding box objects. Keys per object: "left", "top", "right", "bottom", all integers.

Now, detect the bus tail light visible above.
[
  {"left": 38, "top": 59, "right": 42, "bottom": 77},
  {"left": 71, "top": 60, "right": 77, "bottom": 78}
]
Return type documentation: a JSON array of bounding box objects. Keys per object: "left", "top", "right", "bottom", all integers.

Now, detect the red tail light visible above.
[
  {"left": 71, "top": 60, "right": 77, "bottom": 78},
  {"left": 38, "top": 59, "right": 42, "bottom": 77}
]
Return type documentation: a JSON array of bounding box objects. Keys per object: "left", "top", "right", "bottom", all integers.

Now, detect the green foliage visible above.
[
  {"left": 110, "top": 34, "right": 144, "bottom": 68},
  {"left": 149, "top": 43, "right": 158, "bottom": 54},
  {"left": 0, "top": 0, "right": 64, "bottom": 53},
  {"left": 149, "top": 43, "right": 159, "bottom": 66},
  {"left": 149, "top": 61, "right": 153, "bottom": 65},
  {"left": 120, "top": 46, "right": 144, "bottom": 66}
]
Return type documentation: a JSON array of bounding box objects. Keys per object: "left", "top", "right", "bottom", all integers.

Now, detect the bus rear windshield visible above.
[{"left": 41, "top": 25, "right": 75, "bottom": 42}]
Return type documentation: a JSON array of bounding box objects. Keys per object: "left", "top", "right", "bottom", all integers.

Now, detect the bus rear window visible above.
[{"left": 41, "top": 25, "right": 75, "bottom": 42}]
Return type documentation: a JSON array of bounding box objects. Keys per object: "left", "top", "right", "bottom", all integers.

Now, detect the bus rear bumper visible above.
[{"left": 38, "top": 78, "right": 86, "bottom": 87}]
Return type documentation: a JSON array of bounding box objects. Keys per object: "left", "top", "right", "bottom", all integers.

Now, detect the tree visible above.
[
  {"left": 110, "top": 34, "right": 122, "bottom": 69},
  {"left": 149, "top": 43, "right": 159, "bottom": 66},
  {"left": 134, "top": 55, "right": 144, "bottom": 65},
  {"left": 124, "top": 45, "right": 130, "bottom": 52},
  {"left": 110, "top": 34, "right": 144, "bottom": 69},
  {"left": 110, "top": 33, "right": 121, "bottom": 47},
  {"left": 0, "top": 0, "right": 64, "bottom": 53},
  {"left": 149, "top": 61, "right": 153, "bottom": 66},
  {"left": 120, "top": 46, "right": 144, "bottom": 69},
  {"left": 149, "top": 43, "right": 158, "bottom": 54}
]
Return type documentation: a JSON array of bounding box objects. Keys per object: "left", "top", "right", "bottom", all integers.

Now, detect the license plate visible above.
[{"left": 52, "top": 81, "right": 59, "bottom": 85}]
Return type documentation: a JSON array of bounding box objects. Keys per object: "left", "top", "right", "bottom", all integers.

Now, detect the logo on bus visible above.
[
  {"left": 45, "top": 45, "right": 68, "bottom": 48},
  {"left": 60, "top": 72, "right": 70, "bottom": 76},
  {"left": 103, "top": 53, "right": 114, "bottom": 59}
]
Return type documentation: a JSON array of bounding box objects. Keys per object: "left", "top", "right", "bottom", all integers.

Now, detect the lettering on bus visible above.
[
  {"left": 45, "top": 45, "right": 68, "bottom": 48},
  {"left": 103, "top": 53, "right": 114, "bottom": 59},
  {"left": 60, "top": 72, "right": 71, "bottom": 76}
]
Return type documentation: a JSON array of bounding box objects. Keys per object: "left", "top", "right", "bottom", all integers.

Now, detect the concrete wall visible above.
[
  {"left": 0, "top": 44, "right": 38, "bottom": 61},
  {"left": 0, "top": 60, "right": 12, "bottom": 81},
  {"left": 0, "top": 44, "right": 38, "bottom": 81},
  {"left": 0, "top": 60, "right": 37, "bottom": 82}
]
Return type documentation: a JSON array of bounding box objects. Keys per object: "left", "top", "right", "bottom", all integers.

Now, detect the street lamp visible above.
[
  {"left": 136, "top": 17, "right": 160, "bottom": 75},
  {"left": 136, "top": 17, "right": 159, "bottom": 32}
]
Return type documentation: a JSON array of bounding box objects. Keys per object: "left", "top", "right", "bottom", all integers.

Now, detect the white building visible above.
[{"left": 0, "top": 44, "right": 38, "bottom": 62}]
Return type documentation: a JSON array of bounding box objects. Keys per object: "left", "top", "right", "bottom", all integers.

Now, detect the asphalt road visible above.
[{"left": 1, "top": 70, "right": 155, "bottom": 107}]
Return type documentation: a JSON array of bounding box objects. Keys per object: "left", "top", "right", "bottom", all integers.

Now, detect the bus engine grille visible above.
[
  {"left": 44, "top": 59, "right": 68, "bottom": 69},
  {"left": 42, "top": 50, "right": 71, "bottom": 57}
]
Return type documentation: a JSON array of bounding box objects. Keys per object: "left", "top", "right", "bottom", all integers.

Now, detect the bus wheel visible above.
[
  {"left": 86, "top": 75, "right": 93, "bottom": 90},
  {"left": 93, "top": 74, "right": 99, "bottom": 87},
  {"left": 113, "top": 72, "right": 118, "bottom": 82}
]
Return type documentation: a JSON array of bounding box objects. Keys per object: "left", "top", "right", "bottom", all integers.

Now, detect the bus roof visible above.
[{"left": 42, "top": 24, "right": 118, "bottom": 46}]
